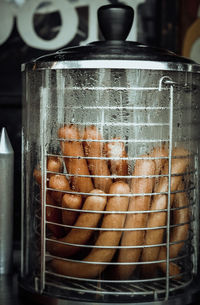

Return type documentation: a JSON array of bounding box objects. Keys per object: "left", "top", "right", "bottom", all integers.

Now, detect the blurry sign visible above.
[
  {"left": 0, "top": 0, "right": 145, "bottom": 50},
  {"left": 182, "top": 4, "right": 200, "bottom": 64}
]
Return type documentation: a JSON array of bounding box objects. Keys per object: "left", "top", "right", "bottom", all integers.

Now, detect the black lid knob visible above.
[{"left": 98, "top": 4, "right": 134, "bottom": 41}]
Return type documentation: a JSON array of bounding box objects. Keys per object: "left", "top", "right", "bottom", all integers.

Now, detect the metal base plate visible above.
[{"left": 19, "top": 281, "right": 200, "bottom": 305}]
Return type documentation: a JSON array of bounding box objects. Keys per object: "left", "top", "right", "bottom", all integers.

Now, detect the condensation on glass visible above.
[{"left": 20, "top": 61, "right": 200, "bottom": 305}]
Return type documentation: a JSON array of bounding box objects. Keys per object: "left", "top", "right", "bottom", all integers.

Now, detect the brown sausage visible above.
[
  {"left": 48, "top": 157, "right": 80, "bottom": 230},
  {"left": 47, "top": 156, "right": 62, "bottom": 176},
  {"left": 115, "top": 156, "right": 156, "bottom": 279},
  {"left": 58, "top": 125, "right": 94, "bottom": 194},
  {"left": 158, "top": 180, "right": 190, "bottom": 276},
  {"left": 139, "top": 145, "right": 168, "bottom": 277},
  {"left": 141, "top": 147, "right": 189, "bottom": 274},
  {"left": 83, "top": 125, "right": 112, "bottom": 193},
  {"left": 150, "top": 146, "right": 168, "bottom": 190},
  {"left": 34, "top": 157, "right": 65, "bottom": 237},
  {"left": 33, "top": 168, "right": 42, "bottom": 185},
  {"left": 48, "top": 189, "right": 107, "bottom": 258},
  {"left": 105, "top": 138, "right": 128, "bottom": 182},
  {"left": 49, "top": 174, "right": 70, "bottom": 204},
  {"left": 51, "top": 181, "right": 130, "bottom": 278},
  {"left": 46, "top": 192, "right": 65, "bottom": 237},
  {"left": 62, "top": 193, "right": 82, "bottom": 230},
  {"left": 33, "top": 156, "right": 63, "bottom": 184}
]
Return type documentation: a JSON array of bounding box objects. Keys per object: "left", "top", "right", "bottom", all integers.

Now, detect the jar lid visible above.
[
  {"left": 24, "top": 4, "right": 200, "bottom": 72},
  {"left": 35, "top": 4, "right": 193, "bottom": 64}
]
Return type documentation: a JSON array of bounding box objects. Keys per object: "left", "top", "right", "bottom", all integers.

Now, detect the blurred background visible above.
[{"left": 0, "top": 0, "right": 200, "bottom": 251}]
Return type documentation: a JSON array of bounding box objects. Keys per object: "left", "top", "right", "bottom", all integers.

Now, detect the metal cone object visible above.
[
  {"left": 0, "top": 127, "right": 14, "bottom": 154},
  {"left": 0, "top": 127, "right": 14, "bottom": 274}
]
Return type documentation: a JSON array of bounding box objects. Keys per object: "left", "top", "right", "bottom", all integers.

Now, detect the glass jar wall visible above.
[{"left": 20, "top": 63, "right": 200, "bottom": 305}]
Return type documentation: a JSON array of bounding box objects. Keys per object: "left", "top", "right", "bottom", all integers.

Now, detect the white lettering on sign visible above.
[
  {"left": 0, "top": 0, "right": 145, "bottom": 50},
  {"left": 77, "top": 0, "right": 110, "bottom": 46},
  {"left": 0, "top": 2, "right": 15, "bottom": 44},
  {"left": 124, "top": 0, "right": 145, "bottom": 42},
  {"left": 16, "top": 0, "right": 79, "bottom": 50}
]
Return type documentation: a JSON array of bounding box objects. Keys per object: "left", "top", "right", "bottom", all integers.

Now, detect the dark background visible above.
[{"left": 0, "top": 0, "right": 200, "bottom": 250}]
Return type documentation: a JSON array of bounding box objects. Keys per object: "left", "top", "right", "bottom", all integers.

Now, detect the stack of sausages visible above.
[{"left": 34, "top": 124, "right": 190, "bottom": 280}]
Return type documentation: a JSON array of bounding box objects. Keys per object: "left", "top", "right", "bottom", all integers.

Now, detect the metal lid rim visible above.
[{"left": 21, "top": 60, "right": 200, "bottom": 73}]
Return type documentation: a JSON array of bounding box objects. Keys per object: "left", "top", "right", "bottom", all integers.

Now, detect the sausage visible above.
[
  {"left": 48, "top": 157, "right": 80, "bottom": 230},
  {"left": 48, "top": 189, "right": 107, "bottom": 258},
  {"left": 169, "top": 181, "right": 190, "bottom": 256},
  {"left": 33, "top": 168, "right": 42, "bottom": 185},
  {"left": 62, "top": 193, "right": 82, "bottom": 230},
  {"left": 33, "top": 156, "right": 63, "bottom": 185},
  {"left": 115, "top": 156, "right": 156, "bottom": 279},
  {"left": 58, "top": 125, "right": 93, "bottom": 194},
  {"left": 83, "top": 125, "right": 112, "bottom": 193},
  {"left": 49, "top": 174, "right": 70, "bottom": 204},
  {"left": 46, "top": 192, "right": 65, "bottom": 237},
  {"left": 158, "top": 180, "right": 190, "bottom": 276},
  {"left": 34, "top": 157, "right": 65, "bottom": 237},
  {"left": 47, "top": 156, "right": 62, "bottom": 176},
  {"left": 139, "top": 145, "right": 168, "bottom": 277},
  {"left": 51, "top": 181, "right": 130, "bottom": 279},
  {"left": 105, "top": 138, "right": 128, "bottom": 182},
  {"left": 150, "top": 146, "right": 168, "bottom": 190},
  {"left": 141, "top": 147, "right": 189, "bottom": 275}
]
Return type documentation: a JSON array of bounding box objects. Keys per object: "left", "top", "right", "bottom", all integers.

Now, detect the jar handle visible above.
[{"left": 98, "top": 4, "right": 134, "bottom": 41}]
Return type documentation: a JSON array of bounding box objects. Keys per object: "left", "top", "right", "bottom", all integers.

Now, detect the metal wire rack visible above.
[{"left": 37, "top": 151, "right": 196, "bottom": 301}]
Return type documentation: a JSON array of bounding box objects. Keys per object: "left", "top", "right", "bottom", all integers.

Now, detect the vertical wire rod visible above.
[
  {"left": 165, "top": 81, "right": 174, "bottom": 301},
  {"left": 21, "top": 129, "right": 25, "bottom": 277},
  {"left": 40, "top": 87, "right": 48, "bottom": 293},
  {"left": 193, "top": 152, "right": 200, "bottom": 273}
]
